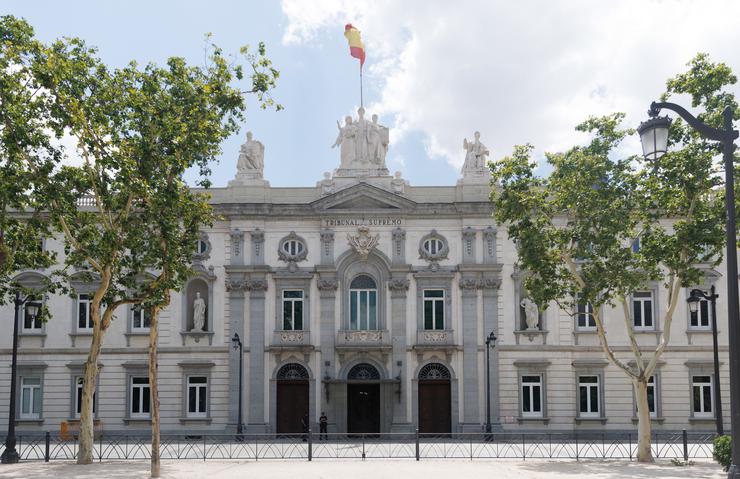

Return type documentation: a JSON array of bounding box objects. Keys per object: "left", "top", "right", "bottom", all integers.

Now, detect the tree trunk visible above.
[
  {"left": 77, "top": 321, "right": 104, "bottom": 464},
  {"left": 634, "top": 378, "right": 654, "bottom": 462},
  {"left": 148, "top": 307, "right": 161, "bottom": 478}
]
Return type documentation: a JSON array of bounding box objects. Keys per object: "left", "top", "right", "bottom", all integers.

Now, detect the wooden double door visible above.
[
  {"left": 347, "top": 383, "right": 380, "bottom": 435},
  {"left": 418, "top": 380, "right": 451, "bottom": 435},
  {"left": 276, "top": 380, "right": 309, "bottom": 434}
]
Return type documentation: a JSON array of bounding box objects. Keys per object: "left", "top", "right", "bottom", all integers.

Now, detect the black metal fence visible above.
[{"left": 0, "top": 430, "right": 716, "bottom": 462}]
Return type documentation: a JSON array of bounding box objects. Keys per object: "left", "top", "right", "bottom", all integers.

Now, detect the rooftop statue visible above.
[
  {"left": 332, "top": 107, "right": 389, "bottom": 177},
  {"left": 462, "top": 131, "right": 489, "bottom": 171},
  {"left": 237, "top": 131, "right": 265, "bottom": 173}
]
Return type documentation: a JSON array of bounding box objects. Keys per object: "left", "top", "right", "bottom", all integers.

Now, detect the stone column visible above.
[
  {"left": 226, "top": 276, "right": 247, "bottom": 431},
  {"left": 230, "top": 229, "right": 245, "bottom": 266},
  {"left": 246, "top": 275, "right": 268, "bottom": 431},
  {"left": 316, "top": 272, "right": 338, "bottom": 429},
  {"left": 481, "top": 275, "right": 502, "bottom": 429},
  {"left": 459, "top": 274, "right": 480, "bottom": 431},
  {"left": 251, "top": 229, "right": 264, "bottom": 265},
  {"left": 389, "top": 276, "right": 410, "bottom": 431},
  {"left": 462, "top": 227, "right": 477, "bottom": 265},
  {"left": 320, "top": 229, "right": 334, "bottom": 265}
]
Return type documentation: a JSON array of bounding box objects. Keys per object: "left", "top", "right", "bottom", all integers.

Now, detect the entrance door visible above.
[
  {"left": 347, "top": 383, "right": 380, "bottom": 435},
  {"left": 276, "top": 381, "right": 309, "bottom": 434},
  {"left": 418, "top": 381, "right": 451, "bottom": 435}
]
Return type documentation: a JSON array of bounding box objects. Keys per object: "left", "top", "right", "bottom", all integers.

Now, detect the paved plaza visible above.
[{"left": 0, "top": 459, "right": 726, "bottom": 479}]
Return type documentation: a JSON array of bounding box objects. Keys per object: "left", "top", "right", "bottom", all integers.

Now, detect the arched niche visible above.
[
  {"left": 180, "top": 265, "right": 216, "bottom": 345},
  {"left": 335, "top": 249, "right": 392, "bottom": 331}
]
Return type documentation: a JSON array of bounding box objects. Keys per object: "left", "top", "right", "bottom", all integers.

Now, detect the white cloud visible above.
[{"left": 281, "top": 0, "right": 740, "bottom": 169}]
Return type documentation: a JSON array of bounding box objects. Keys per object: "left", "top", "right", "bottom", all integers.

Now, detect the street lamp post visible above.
[
  {"left": 687, "top": 286, "right": 723, "bottom": 435},
  {"left": 231, "top": 333, "right": 244, "bottom": 437},
  {"left": 484, "top": 331, "right": 497, "bottom": 436},
  {"left": 639, "top": 101, "right": 739, "bottom": 478},
  {"left": 2, "top": 293, "right": 39, "bottom": 464}
]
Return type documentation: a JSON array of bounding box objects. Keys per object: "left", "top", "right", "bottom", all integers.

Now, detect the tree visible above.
[
  {"left": 0, "top": 16, "right": 64, "bottom": 302},
  {"left": 27, "top": 31, "right": 280, "bottom": 469},
  {"left": 490, "top": 54, "right": 735, "bottom": 462}
]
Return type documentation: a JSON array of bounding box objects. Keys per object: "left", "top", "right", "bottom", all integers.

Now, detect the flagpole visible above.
[{"left": 360, "top": 64, "right": 364, "bottom": 109}]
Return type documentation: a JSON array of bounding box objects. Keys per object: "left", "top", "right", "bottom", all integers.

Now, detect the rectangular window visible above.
[
  {"left": 130, "top": 376, "right": 151, "bottom": 418},
  {"left": 131, "top": 305, "right": 151, "bottom": 331},
  {"left": 78, "top": 294, "right": 92, "bottom": 329},
  {"left": 74, "top": 376, "right": 97, "bottom": 418},
  {"left": 22, "top": 297, "right": 43, "bottom": 330},
  {"left": 521, "top": 375, "right": 543, "bottom": 417},
  {"left": 350, "top": 289, "right": 377, "bottom": 330},
  {"left": 646, "top": 376, "right": 657, "bottom": 418},
  {"left": 423, "top": 290, "right": 445, "bottom": 330},
  {"left": 632, "top": 291, "right": 654, "bottom": 329},
  {"left": 282, "top": 290, "right": 304, "bottom": 330},
  {"left": 575, "top": 295, "right": 595, "bottom": 330},
  {"left": 689, "top": 299, "right": 711, "bottom": 329},
  {"left": 692, "top": 375, "right": 713, "bottom": 418},
  {"left": 20, "top": 376, "right": 42, "bottom": 419},
  {"left": 187, "top": 376, "right": 208, "bottom": 417},
  {"left": 578, "top": 375, "right": 600, "bottom": 417}
]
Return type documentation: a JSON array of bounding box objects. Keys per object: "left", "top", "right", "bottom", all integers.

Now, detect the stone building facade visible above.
[{"left": 0, "top": 115, "right": 731, "bottom": 435}]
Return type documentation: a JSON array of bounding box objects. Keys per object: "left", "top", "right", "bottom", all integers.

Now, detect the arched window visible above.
[
  {"left": 418, "top": 363, "right": 451, "bottom": 380},
  {"left": 276, "top": 363, "right": 309, "bottom": 380},
  {"left": 348, "top": 363, "right": 381, "bottom": 380},
  {"left": 349, "top": 275, "right": 377, "bottom": 330}
]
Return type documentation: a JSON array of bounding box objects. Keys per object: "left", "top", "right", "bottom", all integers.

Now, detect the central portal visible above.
[
  {"left": 346, "top": 363, "right": 382, "bottom": 435},
  {"left": 347, "top": 383, "right": 380, "bottom": 435}
]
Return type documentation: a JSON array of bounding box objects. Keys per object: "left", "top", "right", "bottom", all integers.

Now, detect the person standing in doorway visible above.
[{"left": 319, "top": 411, "right": 328, "bottom": 440}]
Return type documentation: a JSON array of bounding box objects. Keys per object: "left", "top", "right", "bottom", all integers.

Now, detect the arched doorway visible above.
[
  {"left": 347, "top": 363, "right": 381, "bottom": 435},
  {"left": 276, "top": 363, "right": 309, "bottom": 434},
  {"left": 418, "top": 363, "right": 451, "bottom": 435}
]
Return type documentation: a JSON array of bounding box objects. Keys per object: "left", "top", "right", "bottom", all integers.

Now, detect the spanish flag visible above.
[{"left": 344, "top": 24, "right": 365, "bottom": 67}]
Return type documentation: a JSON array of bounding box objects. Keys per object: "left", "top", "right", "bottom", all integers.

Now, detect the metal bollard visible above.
[
  {"left": 308, "top": 428, "right": 312, "bottom": 461},
  {"left": 682, "top": 429, "right": 688, "bottom": 461},
  {"left": 575, "top": 433, "right": 579, "bottom": 461},
  {"left": 522, "top": 434, "right": 526, "bottom": 461},
  {"left": 45, "top": 431, "right": 50, "bottom": 462},
  {"left": 415, "top": 429, "right": 420, "bottom": 461}
]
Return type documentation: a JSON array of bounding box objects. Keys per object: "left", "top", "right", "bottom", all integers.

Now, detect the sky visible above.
[{"left": 4, "top": 0, "right": 740, "bottom": 187}]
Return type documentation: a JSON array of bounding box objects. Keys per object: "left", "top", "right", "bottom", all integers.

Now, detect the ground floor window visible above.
[
  {"left": 578, "top": 375, "right": 600, "bottom": 417},
  {"left": 74, "top": 376, "right": 97, "bottom": 418},
  {"left": 187, "top": 376, "right": 208, "bottom": 417},
  {"left": 692, "top": 375, "right": 713, "bottom": 418},
  {"left": 20, "top": 376, "right": 42, "bottom": 419},
  {"left": 521, "top": 375, "right": 543, "bottom": 417},
  {"left": 130, "top": 376, "right": 151, "bottom": 418}
]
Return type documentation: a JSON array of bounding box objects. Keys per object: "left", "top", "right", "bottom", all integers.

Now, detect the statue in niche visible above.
[
  {"left": 192, "top": 292, "right": 206, "bottom": 332},
  {"left": 462, "top": 131, "right": 490, "bottom": 171},
  {"left": 520, "top": 297, "right": 539, "bottom": 330},
  {"left": 237, "top": 131, "right": 265, "bottom": 173}
]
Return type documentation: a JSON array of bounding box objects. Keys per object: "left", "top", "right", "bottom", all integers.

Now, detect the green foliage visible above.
[
  {"left": 490, "top": 54, "right": 730, "bottom": 317},
  {"left": 713, "top": 435, "right": 732, "bottom": 471},
  {"left": 0, "top": 16, "right": 68, "bottom": 302}
]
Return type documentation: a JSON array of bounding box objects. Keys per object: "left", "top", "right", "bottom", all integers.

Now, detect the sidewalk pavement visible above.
[{"left": 0, "top": 459, "right": 725, "bottom": 479}]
